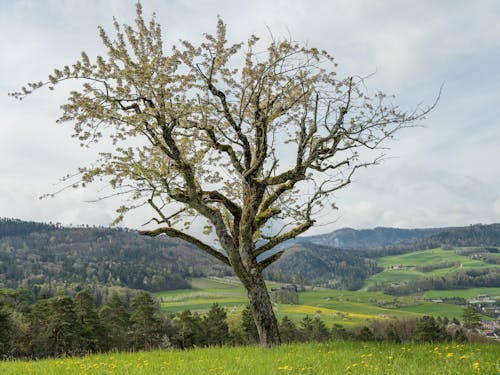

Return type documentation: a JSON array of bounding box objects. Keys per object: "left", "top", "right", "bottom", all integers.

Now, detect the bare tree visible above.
[{"left": 12, "top": 4, "right": 433, "bottom": 346}]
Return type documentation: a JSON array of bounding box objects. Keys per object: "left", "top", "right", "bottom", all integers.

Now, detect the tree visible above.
[
  {"left": 74, "top": 290, "right": 104, "bottom": 354},
  {"left": 130, "top": 291, "right": 162, "bottom": 350},
  {"left": 172, "top": 310, "right": 204, "bottom": 348},
  {"left": 203, "top": 303, "right": 229, "bottom": 346},
  {"left": 241, "top": 305, "right": 259, "bottom": 344},
  {"left": 279, "top": 316, "right": 299, "bottom": 343},
  {"left": 0, "top": 299, "right": 11, "bottom": 357},
  {"left": 412, "top": 316, "right": 448, "bottom": 343},
  {"left": 47, "top": 293, "right": 81, "bottom": 356},
  {"left": 462, "top": 305, "right": 482, "bottom": 330},
  {"left": 12, "top": 3, "right": 433, "bottom": 346},
  {"left": 99, "top": 292, "right": 131, "bottom": 351}
]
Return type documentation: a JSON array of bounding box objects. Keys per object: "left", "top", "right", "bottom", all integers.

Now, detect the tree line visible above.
[
  {"left": 0, "top": 288, "right": 489, "bottom": 359},
  {"left": 369, "top": 268, "right": 500, "bottom": 295},
  {"left": 0, "top": 219, "right": 230, "bottom": 294}
]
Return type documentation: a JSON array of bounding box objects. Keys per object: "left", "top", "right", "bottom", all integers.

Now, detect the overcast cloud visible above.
[{"left": 1, "top": 0, "right": 499, "bottom": 234}]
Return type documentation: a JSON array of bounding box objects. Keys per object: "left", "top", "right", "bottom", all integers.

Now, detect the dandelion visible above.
[
  {"left": 278, "top": 365, "right": 290, "bottom": 371},
  {"left": 460, "top": 355, "right": 468, "bottom": 360},
  {"left": 446, "top": 353, "right": 454, "bottom": 358},
  {"left": 473, "top": 362, "right": 480, "bottom": 371}
]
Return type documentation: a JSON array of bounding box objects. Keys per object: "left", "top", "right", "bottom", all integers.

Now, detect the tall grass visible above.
[{"left": 1, "top": 341, "right": 498, "bottom": 374}]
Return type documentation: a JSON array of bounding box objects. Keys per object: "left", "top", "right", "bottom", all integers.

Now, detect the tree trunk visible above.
[{"left": 244, "top": 273, "right": 281, "bottom": 347}]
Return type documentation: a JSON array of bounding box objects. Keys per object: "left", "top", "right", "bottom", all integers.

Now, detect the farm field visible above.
[
  {"left": 156, "top": 278, "right": 477, "bottom": 327},
  {"left": 1, "top": 341, "right": 498, "bottom": 374},
  {"left": 424, "top": 287, "right": 500, "bottom": 300},
  {"left": 363, "top": 247, "right": 500, "bottom": 290}
]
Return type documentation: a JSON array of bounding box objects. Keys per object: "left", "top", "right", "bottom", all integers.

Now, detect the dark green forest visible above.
[
  {"left": 0, "top": 218, "right": 230, "bottom": 297},
  {"left": 265, "top": 242, "right": 382, "bottom": 289}
]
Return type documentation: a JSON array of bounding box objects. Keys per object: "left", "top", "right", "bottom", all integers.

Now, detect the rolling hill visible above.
[{"left": 1, "top": 218, "right": 499, "bottom": 298}]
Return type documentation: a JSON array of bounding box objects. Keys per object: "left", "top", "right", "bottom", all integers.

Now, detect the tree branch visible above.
[
  {"left": 254, "top": 220, "right": 314, "bottom": 257},
  {"left": 139, "top": 226, "right": 231, "bottom": 266}
]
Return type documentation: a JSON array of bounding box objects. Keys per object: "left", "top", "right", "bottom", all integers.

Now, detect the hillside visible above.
[
  {"left": 0, "top": 218, "right": 230, "bottom": 296},
  {"left": 2, "top": 218, "right": 500, "bottom": 297},
  {"left": 302, "top": 227, "right": 445, "bottom": 249},
  {"left": 266, "top": 242, "right": 382, "bottom": 289}
]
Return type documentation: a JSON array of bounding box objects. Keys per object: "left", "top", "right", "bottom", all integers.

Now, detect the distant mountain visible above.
[
  {"left": 302, "top": 227, "right": 446, "bottom": 249},
  {"left": 421, "top": 223, "right": 500, "bottom": 247}
]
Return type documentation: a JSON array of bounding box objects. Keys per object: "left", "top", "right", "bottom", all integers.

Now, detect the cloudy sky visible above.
[{"left": 1, "top": 0, "right": 499, "bottom": 234}]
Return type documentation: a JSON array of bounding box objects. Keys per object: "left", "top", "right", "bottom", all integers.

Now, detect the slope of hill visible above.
[
  {"left": 266, "top": 242, "right": 382, "bottom": 289},
  {"left": 302, "top": 227, "right": 445, "bottom": 249},
  {"left": 0, "top": 218, "right": 230, "bottom": 295},
  {"left": 421, "top": 223, "right": 500, "bottom": 247},
  {"left": 2, "top": 218, "right": 500, "bottom": 297}
]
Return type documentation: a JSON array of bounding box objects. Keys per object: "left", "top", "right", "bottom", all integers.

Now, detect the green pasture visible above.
[
  {"left": 1, "top": 341, "right": 498, "bottom": 374},
  {"left": 424, "top": 288, "right": 500, "bottom": 300},
  {"left": 156, "top": 278, "right": 477, "bottom": 327},
  {"left": 375, "top": 248, "right": 490, "bottom": 268},
  {"left": 396, "top": 302, "right": 466, "bottom": 319},
  {"left": 363, "top": 247, "right": 499, "bottom": 290}
]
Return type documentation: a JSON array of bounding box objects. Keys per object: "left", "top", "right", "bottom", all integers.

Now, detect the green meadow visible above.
[
  {"left": 1, "top": 341, "right": 497, "bottom": 374},
  {"left": 424, "top": 288, "right": 500, "bottom": 300},
  {"left": 156, "top": 277, "right": 482, "bottom": 326},
  {"left": 363, "top": 247, "right": 500, "bottom": 290}
]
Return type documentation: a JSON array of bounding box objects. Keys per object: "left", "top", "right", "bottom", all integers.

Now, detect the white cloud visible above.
[
  {"left": 494, "top": 199, "right": 500, "bottom": 216},
  {"left": 1, "top": 0, "right": 499, "bottom": 231}
]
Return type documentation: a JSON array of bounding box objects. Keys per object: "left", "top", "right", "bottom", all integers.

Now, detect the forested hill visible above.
[
  {"left": 1, "top": 218, "right": 499, "bottom": 296},
  {"left": 299, "top": 223, "right": 500, "bottom": 250},
  {"left": 302, "top": 227, "right": 445, "bottom": 249},
  {"left": 266, "top": 242, "right": 382, "bottom": 290},
  {"left": 419, "top": 223, "right": 500, "bottom": 248},
  {"left": 0, "top": 218, "right": 230, "bottom": 295}
]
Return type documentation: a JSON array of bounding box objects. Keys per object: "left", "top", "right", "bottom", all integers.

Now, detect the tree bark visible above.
[{"left": 243, "top": 273, "right": 281, "bottom": 347}]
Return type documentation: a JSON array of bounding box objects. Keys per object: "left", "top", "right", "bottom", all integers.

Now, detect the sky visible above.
[{"left": 1, "top": 0, "right": 499, "bottom": 234}]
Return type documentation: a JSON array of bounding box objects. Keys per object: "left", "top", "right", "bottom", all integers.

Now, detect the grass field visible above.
[
  {"left": 424, "top": 288, "right": 500, "bottom": 300},
  {"left": 363, "top": 247, "right": 500, "bottom": 290},
  {"left": 1, "top": 341, "right": 498, "bottom": 374},
  {"left": 156, "top": 277, "right": 480, "bottom": 327}
]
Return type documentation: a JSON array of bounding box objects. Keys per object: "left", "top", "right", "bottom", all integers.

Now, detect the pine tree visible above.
[
  {"left": 0, "top": 299, "right": 11, "bottom": 357},
  {"left": 299, "top": 315, "right": 314, "bottom": 342},
  {"left": 462, "top": 305, "right": 482, "bottom": 330},
  {"left": 241, "top": 305, "right": 259, "bottom": 344},
  {"left": 130, "top": 292, "right": 162, "bottom": 350},
  {"left": 99, "top": 293, "right": 131, "bottom": 351},
  {"left": 28, "top": 297, "right": 52, "bottom": 358},
  {"left": 279, "top": 316, "right": 299, "bottom": 343},
  {"left": 47, "top": 293, "right": 81, "bottom": 356},
  {"left": 311, "top": 316, "right": 330, "bottom": 342},
  {"left": 203, "top": 303, "right": 229, "bottom": 346},
  {"left": 74, "top": 290, "right": 104, "bottom": 354},
  {"left": 173, "top": 310, "right": 204, "bottom": 348},
  {"left": 412, "top": 316, "right": 447, "bottom": 342}
]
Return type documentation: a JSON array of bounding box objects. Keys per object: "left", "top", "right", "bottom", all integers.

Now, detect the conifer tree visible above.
[
  {"left": 99, "top": 293, "right": 131, "bottom": 351},
  {"left": 462, "top": 305, "right": 482, "bottom": 330},
  {"left": 75, "top": 290, "right": 104, "bottom": 354},
  {"left": 279, "top": 316, "right": 299, "bottom": 343},
  {"left": 204, "top": 303, "right": 229, "bottom": 346},
  {"left": 47, "top": 293, "right": 81, "bottom": 356},
  {"left": 130, "top": 291, "right": 162, "bottom": 350}
]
